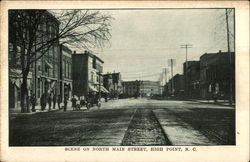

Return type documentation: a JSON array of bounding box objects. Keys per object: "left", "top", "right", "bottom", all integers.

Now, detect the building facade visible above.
[
  {"left": 59, "top": 45, "right": 73, "bottom": 99},
  {"left": 168, "top": 74, "right": 184, "bottom": 98},
  {"left": 103, "top": 72, "right": 122, "bottom": 98},
  {"left": 72, "top": 51, "right": 108, "bottom": 97},
  {"left": 183, "top": 61, "right": 200, "bottom": 99},
  {"left": 122, "top": 80, "right": 160, "bottom": 98},
  {"left": 140, "top": 81, "right": 160, "bottom": 97},
  {"left": 9, "top": 10, "right": 60, "bottom": 109},
  {"left": 122, "top": 80, "right": 141, "bottom": 98},
  {"left": 200, "top": 51, "right": 235, "bottom": 100}
]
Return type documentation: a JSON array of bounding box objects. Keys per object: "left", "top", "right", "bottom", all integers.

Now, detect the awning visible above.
[
  {"left": 88, "top": 84, "right": 98, "bottom": 92},
  {"left": 9, "top": 69, "right": 32, "bottom": 88},
  {"left": 96, "top": 85, "right": 110, "bottom": 93},
  {"left": 45, "top": 60, "right": 53, "bottom": 69},
  {"left": 9, "top": 69, "right": 32, "bottom": 79},
  {"left": 101, "top": 86, "right": 109, "bottom": 93}
]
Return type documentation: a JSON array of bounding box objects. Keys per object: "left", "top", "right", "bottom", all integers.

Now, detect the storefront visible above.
[{"left": 9, "top": 69, "right": 32, "bottom": 109}]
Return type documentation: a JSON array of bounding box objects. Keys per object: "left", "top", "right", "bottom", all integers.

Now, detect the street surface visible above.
[{"left": 9, "top": 98, "right": 235, "bottom": 146}]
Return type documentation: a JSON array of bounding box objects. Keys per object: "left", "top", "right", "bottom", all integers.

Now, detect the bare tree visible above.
[{"left": 9, "top": 9, "right": 113, "bottom": 112}]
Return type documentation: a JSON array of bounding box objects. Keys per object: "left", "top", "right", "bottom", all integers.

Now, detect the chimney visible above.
[
  {"left": 73, "top": 51, "right": 76, "bottom": 54},
  {"left": 219, "top": 50, "right": 222, "bottom": 53}
]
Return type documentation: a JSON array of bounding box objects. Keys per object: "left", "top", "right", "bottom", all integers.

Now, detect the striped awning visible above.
[
  {"left": 101, "top": 86, "right": 109, "bottom": 93},
  {"left": 88, "top": 84, "right": 98, "bottom": 92}
]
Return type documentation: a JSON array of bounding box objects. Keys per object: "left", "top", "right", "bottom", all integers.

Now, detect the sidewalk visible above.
[
  {"left": 189, "top": 99, "right": 235, "bottom": 107},
  {"left": 10, "top": 102, "right": 68, "bottom": 115},
  {"left": 9, "top": 99, "right": 109, "bottom": 115}
]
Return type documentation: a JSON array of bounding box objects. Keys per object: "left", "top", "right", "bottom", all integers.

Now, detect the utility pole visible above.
[
  {"left": 163, "top": 68, "right": 168, "bottom": 97},
  {"left": 181, "top": 44, "right": 192, "bottom": 98},
  {"left": 171, "top": 59, "right": 174, "bottom": 95},
  {"left": 164, "top": 68, "right": 168, "bottom": 83},
  {"left": 226, "top": 8, "right": 233, "bottom": 106},
  {"left": 168, "top": 59, "right": 175, "bottom": 96}
]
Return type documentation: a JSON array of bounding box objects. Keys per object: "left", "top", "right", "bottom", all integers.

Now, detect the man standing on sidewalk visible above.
[
  {"left": 57, "top": 95, "right": 61, "bottom": 109},
  {"left": 40, "top": 93, "right": 47, "bottom": 111},
  {"left": 64, "top": 95, "right": 68, "bottom": 112},
  {"left": 53, "top": 94, "right": 57, "bottom": 109},
  {"left": 47, "top": 93, "right": 52, "bottom": 111},
  {"left": 71, "top": 95, "right": 77, "bottom": 111},
  {"left": 30, "top": 94, "right": 36, "bottom": 112}
]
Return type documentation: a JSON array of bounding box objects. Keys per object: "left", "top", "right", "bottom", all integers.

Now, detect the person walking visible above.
[
  {"left": 57, "top": 95, "right": 61, "bottom": 109},
  {"left": 53, "top": 93, "right": 57, "bottom": 109},
  {"left": 64, "top": 95, "right": 68, "bottom": 112},
  {"left": 47, "top": 93, "right": 52, "bottom": 111},
  {"left": 105, "top": 93, "right": 108, "bottom": 102},
  {"left": 71, "top": 95, "right": 77, "bottom": 111},
  {"left": 40, "top": 93, "right": 47, "bottom": 111},
  {"left": 30, "top": 94, "right": 36, "bottom": 112}
]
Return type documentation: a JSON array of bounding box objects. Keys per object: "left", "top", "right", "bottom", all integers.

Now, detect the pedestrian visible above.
[
  {"left": 105, "top": 93, "right": 108, "bottom": 102},
  {"left": 47, "top": 93, "right": 52, "bottom": 111},
  {"left": 57, "top": 95, "right": 61, "bottom": 109},
  {"left": 30, "top": 94, "right": 36, "bottom": 112},
  {"left": 71, "top": 95, "right": 77, "bottom": 111},
  {"left": 40, "top": 93, "right": 47, "bottom": 111},
  {"left": 53, "top": 93, "right": 57, "bottom": 109},
  {"left": 64, "top": 95, "right": 68, "bottom": 111}
]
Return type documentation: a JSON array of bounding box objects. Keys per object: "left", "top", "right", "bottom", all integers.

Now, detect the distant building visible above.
[
  {"left": 168, "top": 74, "right": 184, "bottom": 98},
  {"left": 72, "top": 51, "right": 108, "bottom": 97},
  {"left": 199, "top": 51, "right": 235, "bottom": 100},
  {"left": 122, "top": 80, "right": 160, "bottom": 98},
  {"left": 122, "top": 80, "right": 141, "bottom": 98},
  {"left": 103, "top": 73, "right": 113, "bottom": 94},
  {"left": 140, "top": 81, "right": 160, "bottom": 97},
  {"left": 183, "top": 61, "right": 200, "bottom": 99},
  {"left": 103, "top": 72, "right": 122, "bottom": 98}
]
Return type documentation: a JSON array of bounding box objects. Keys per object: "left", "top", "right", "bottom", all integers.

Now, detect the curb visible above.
[{"left": 151, "top": 110, "right": 173, "bottom": 146}]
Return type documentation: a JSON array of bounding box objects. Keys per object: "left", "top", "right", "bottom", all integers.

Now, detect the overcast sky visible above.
[{"left": 93, "top": 9, "right": 234, "bottom": 81}]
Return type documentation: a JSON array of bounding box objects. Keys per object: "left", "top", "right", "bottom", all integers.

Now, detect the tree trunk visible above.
[{"left": 20, "top": 74, "right": 29, "bottom": 113}]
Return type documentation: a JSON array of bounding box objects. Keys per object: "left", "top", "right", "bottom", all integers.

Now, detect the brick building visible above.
[
  {"left": 168, "top": 74, "right": 184, "bottom": 98},
  {"left": 140, "top": 81, "right": 160, "bottom": 97},
  {"left": 72, "top": 51, "right": 108, "bottom": 97},
  {"left": 122, "top": 80, "right": 160, "bottom": 98},
  {"left": 103, "top": 72, "right": 122, "bottom": 98},
  {"left": 183, "top": 61, "right": 200, "bottom": 99},
  {"left": 122, "top": 80, "right": 141, "bottom": 98},
  {"left": 200, "top": 51, "right": 235, "bottom": 100},
  {"left": 9, "top": 10, "right": 60, "bottom": 109},
  {"left": 59, "top": 45, "right": 73, "bottom": 99}
]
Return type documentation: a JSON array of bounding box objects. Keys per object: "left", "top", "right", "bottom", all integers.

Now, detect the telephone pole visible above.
[
  {"left": 181, "top": 44, "right": 192, "bottom": 98},
  {"left": 168, "top": 59, "right": 176, "bottom": 96},
  {"left": 226, "top": 9, "right": 233, "bottom": 106}
]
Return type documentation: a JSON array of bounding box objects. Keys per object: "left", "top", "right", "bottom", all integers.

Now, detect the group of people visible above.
[
  {"left": 30, "top": 92, "right": 69, "bottom": 112},
  {"left": 29, "top": 92, "right": 101, "bottom": 112}
]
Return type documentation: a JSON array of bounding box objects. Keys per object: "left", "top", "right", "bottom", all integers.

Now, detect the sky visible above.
[{"left": 90, "top": 9, "right": 235, "bottom": 81}]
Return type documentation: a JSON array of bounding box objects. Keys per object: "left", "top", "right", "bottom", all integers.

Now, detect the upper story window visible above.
[
  {"left": 91, "top": 72, "right": 94, "bottom": 82},
  {"left": 93, "top": 58, "right": 96, "bottom": 69}
]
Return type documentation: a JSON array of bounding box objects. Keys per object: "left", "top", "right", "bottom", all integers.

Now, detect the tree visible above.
[{"left": 9, "top": 10, "right": 113, "bottom": 112}]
